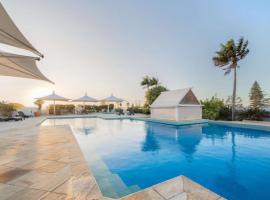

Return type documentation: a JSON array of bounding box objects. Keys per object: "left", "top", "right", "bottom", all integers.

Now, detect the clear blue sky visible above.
[{"left": 1, "top": 0, "right": 270, "bottom": 106}]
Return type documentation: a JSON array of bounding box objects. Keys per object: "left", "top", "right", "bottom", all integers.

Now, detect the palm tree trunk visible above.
[{"left": 232, "top": 67, "right": 237, "bottom": 121}]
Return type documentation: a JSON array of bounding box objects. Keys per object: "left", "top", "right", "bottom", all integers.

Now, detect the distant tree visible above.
[
  {"left": 149, "top": 77, "right": 160, "bottom": 87},
  {"left": 0, "top": 102, "right": 16, "bottom": 118},
  {"left": 34, "top": 99, "right": 44, "bottom": 111},
  {"left": 145, "top": 85, "right": 168, "bottom": 107},
  {"left": 141, "top": 76, "right": 160, "bottom": 90},
  {"left": 226, "top": 96, "right": 243, "bottom": 110},
  {"left": 141, "top": 76, "right": 151, "bottom": 90},
  {"left": 8, "top": 102, "right": 24, "bottom": 110},
  {"left": 213, "top": 37, "right": 249, "bottom": 120},
  {"left": 249, "top": 81, "right": 268, "bottom": 109}
]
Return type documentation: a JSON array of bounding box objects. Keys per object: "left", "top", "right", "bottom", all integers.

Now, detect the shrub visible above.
[
  {"left": 238, "top": 108, "right": 269, "bottom": 121},
  {"left": 127, "top": 106, "right": 150, "bottom": 115},
  {"left": 201, "top": 97, "right": 226, "bottom": 120},
  {"left": 49, "top": 104, "right": 75, "bottom": 115},
  {"left": 0, "top": 102, "right": 16, "bottom": 118}
]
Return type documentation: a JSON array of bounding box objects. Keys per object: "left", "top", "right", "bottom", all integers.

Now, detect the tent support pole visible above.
[{"left": 53, "top": 100, "right": 56, "bottom": 115}]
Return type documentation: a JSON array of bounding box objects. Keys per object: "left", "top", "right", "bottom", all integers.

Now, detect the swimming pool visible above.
[{"left": 42, "top": 118, "right": 270, "bottom": 200}]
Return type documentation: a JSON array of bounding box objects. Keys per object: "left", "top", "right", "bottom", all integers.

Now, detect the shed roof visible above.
[{"left": 150, "top": 88, "right": 201, "bottom": 108}]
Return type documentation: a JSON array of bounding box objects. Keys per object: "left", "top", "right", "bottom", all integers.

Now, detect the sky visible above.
[{"left": 1, "top": 0, "right": 270, "bottom": 106}]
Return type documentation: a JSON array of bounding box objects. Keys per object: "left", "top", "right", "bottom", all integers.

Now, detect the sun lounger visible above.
[{"left": 17, "top": 111, "right": 31, "bottom": 119}]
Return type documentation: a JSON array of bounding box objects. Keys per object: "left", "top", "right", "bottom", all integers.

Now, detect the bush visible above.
[
  {"left": 201, "top": 97, "right": 226, "bottom": 120},
  {"left": 0, "top": 102, "right": 16, "bottom": 118},
  {"left": 238, "top": 108, "right": 269, "bottom": 121},
  {"left": 49, "top": 104, "right": 75, "bottom": 115},
  {"left": 127, "top": 106, "right": 150, "bottom": 115}
]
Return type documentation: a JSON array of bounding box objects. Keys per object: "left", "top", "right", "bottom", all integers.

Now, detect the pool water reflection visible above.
[{"left": 42, "top": 118, "right": 270, "bottom": 200}]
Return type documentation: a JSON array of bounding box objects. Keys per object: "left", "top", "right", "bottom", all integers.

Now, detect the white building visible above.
[{"left": 150, "top": 88, "right": 202, "bottom": 121}]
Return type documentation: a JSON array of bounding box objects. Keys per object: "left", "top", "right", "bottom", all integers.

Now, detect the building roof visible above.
[{"left": 150, "top": 87, "right": 201, "bottom": 108}]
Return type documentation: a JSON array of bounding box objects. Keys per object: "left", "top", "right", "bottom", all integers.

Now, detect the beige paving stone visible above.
[
  {"left": 0, "top": 155, "right": 17, "bottom": 165},
  {"left": 182, "top": 176, "right": 220, "bottom": 200},
  {"left": 5, "top": 158, "right": 33, "bottom": 168},
  {"left": 70, "top": 162, "right": 90, "bottom": 177},
  {"left": 0, "top": 165, "right": 14, "bottom": 174},
  {"left": 120, "top": 188, "right": 164, "bottom": 200},
  {"left": 41, "top": 192, "right": 71, "bottom": 200},
  {"left": 86, "top": 184, "right": 103, "bottom": 200},
  {"left": 53, "top": 178, "right": 74, "bottom": 197},
  {"left": 6, "top": 187, "right": 47, "bottom": 200},
  {"left": 169, "top": 192, "right": 188, "bottom": 200},
  {"left": 153, "top": 176, "right": 184, "bottom": 199},
  {"left": 0, "top": 183, "right": 25, "bottom": 200},
  {"left": 37, "top": 161, "right": 67, "bottom": 173},
  {"left": 21, "top": 159, "right": 53, "bottom": 170},
  {"left": 72, "top": 175, "right": 101, "bottom": 200},
  {"left": 0, "top": 168, "right": 30, "bottom": 183},
  {"left": 7, "top": 168, "right": 69, "bottom": 191}
]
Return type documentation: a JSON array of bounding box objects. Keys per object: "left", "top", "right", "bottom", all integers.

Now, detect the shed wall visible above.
[
  {"left": 176, "top": 106, "right": 202, "bottom": 121},
  {"left": 151, "top": 107, "right": 176, "bottom": 121}
]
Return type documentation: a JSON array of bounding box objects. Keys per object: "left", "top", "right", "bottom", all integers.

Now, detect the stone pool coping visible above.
[{"left": 210, "top": 120, "right": 270, "bottom": 132}]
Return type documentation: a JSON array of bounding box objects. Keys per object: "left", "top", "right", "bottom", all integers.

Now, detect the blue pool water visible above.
[{"left": 42, "top": 118, "right": 270, "bottom": 200}]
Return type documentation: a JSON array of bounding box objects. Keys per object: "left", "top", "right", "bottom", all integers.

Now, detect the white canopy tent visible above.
[
  {"left": 73, "top": 93, "right": 97, "bottom": 113},
  {"left": 101, "top": 94, "right": 124, "bottom": 112},
  {"left": 0, "top": 51, "right": 52, "bottom": 83},
  {"left": 73, "top": 93, "right": 97, "bottom": 103},
  {"left": 0, "top": 2, "right": 43, "bottom": 57},
  {"left": 37, "top": 91, "right": 69, "bottom": 115}
]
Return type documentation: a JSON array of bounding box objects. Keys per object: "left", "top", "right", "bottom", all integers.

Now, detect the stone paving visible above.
[
  {"left": 0, "top": 125, "right": 104, "bottom": 200},
  {"left": 0, "top": 117, "right": 225, "bottom": 200}
]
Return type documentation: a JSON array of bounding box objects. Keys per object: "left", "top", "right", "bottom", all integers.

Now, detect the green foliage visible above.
[
  {"left": 213, "top": 37, "right": 249, "bottom": 74},
  {"left": 127, "top": 106, "right": 150, "bottom": 114},
  {"left": 225, "top": 96, "right": 243, "bottom": 109},
  {"left": 249, "top": 81, "right": 265, "bottom": 109},
  {"left": 0, "top": 102, "right": 16, "bottom": 118},
  {"left": 213, "top": 37, "right": 249, "bottom": 121},
  {"left": 141, "top": 76, "right": 160, "bottom": 90},
  {"left": 49, "top": 104, "right": 75, "bottom": 115},
  {"left": 239, "top": 108, "right": 269, "bottom": 121},
  {"left": 145, "top": 85, "right": 168, "bottom": 106},
  {"left": 78, "top": 104, "right": 114, "bottom": 113},
  {"left": 201, "top": 97, "right": 227, "bottom": 120},
  {"left": 8, "top": 103, "right": 24, "bottom": 110}
]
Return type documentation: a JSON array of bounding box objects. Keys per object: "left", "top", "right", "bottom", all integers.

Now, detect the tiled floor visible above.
[
  {"left": 0, "top": 125, "right": 104, "bottom": 200},
  {"left": 0, "top": 117, "right": 225, "bottom": 200}
]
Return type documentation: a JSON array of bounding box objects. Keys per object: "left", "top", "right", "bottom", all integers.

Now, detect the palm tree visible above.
[
  {"left": 140, "top": 76, "right": 151, "bottom": 90},
  {"left": 150, "top": 77, "right": 160, "bottom": 87},
  {"left": 34, "top": 99, "right": 44, "bottom": 111},
  {"left": 213, "top": 37, "right": 249, "bottom": 120}
]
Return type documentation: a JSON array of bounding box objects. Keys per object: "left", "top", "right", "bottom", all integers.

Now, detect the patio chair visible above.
[{"left": 17, "top": 111, "right": 31, "bottom": 119}]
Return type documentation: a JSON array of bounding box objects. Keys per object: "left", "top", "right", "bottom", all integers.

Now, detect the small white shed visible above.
[{"left": 150, "top": 88, "right": 202, "bottom": 121}]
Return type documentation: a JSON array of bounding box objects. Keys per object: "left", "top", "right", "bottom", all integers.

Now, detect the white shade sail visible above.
[
  {"left": 73, "top": 93, "right": 97, "bottom": 102},
  {"left": 0, "top": 2, "right": 43, "bottom": 57},
  {"left": 0, "top": 51, "right": 53, "bottom": 83},
  {"left": 102, "top": 94, "right": 124, "bottom": 102},
  {"left": 37, "top": 91, "right": 69, "bottom": 101}
]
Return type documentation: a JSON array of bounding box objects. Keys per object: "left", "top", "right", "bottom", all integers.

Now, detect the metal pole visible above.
[{"left": 53, "top": 100, "right": 55, "bottom": 115}]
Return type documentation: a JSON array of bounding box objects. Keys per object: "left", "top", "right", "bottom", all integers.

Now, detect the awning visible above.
[
  {"left": 0, "top": 2, "right": 43, "bottom": 57},
  {"left": 0, "top": 51, "right": 53, "bottom": 83}
]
